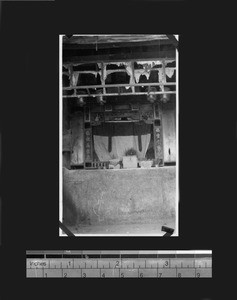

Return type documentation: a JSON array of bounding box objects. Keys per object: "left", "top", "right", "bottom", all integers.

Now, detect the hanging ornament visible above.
[
  {"left": 76, "top": 96, "right": 85, "bottom": 107},
  {"left": 76, "top": 90, "right": 87, "bottom": 107},
  {"left": 96, "top": 89, "right": 106, "bottom": 105},
  {"left": 160, "top": 87, "right": 171, "bottom": 103},
  {"left": 147, "top": 87, "right": 157, "bottom": 103}
]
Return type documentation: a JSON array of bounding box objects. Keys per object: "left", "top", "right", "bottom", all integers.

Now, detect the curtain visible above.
[{"left": 93, "top": 122, "right": 152, "bottom": 161}]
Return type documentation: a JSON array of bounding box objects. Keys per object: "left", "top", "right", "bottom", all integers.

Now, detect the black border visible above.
[{"left": 0, "top": 1, "right": 224, "bottom": 299}]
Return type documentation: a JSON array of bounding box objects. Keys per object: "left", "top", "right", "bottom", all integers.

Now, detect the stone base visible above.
[{"left": 63, "top": 166, "right": 176, "bottom": 232}]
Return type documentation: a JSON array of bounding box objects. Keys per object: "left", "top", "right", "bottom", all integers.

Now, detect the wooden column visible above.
[
  {"left": 153, "top": 102, "right": 164, "bottom": 166},
  {"left": 101, "top": 62, "right": 106, "bottom": 95},
  {"left": 162, "top": 97, "right": 176, "bottom": 163},
  {"left": 131, "top": 61, "right": 135, "bottom": 93},
  {"left": 62, "top": 98, "right": 71, "bottom": 169}
]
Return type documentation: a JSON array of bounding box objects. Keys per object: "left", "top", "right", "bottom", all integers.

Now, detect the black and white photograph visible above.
[
  {"left": 0, "top": 0, "right": 227, "bottom": 296},
  {"left": 60, "top": 34, "right": 178, "bottom": 236}
]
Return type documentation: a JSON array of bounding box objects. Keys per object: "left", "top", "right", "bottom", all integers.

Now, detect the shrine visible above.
[{"left": 60, "top": 35, "right": 178, "bottom": 235}]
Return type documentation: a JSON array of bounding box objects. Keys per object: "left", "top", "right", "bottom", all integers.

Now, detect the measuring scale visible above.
[{"left": 26, "top": 250, "right": 212, "bottom": 278}]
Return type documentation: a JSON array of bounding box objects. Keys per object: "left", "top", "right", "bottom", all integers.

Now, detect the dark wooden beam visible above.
[
  {"left": 63, "top": 82, "right": 176, "bottom": 91},
  {"left": 63, "top": 50, "right": 176, "bottom": 64},
  {"left": 63, "top": 39, "right": 173, "bottom": 50},
  {"left": 63, "top": 91, "right": 176, "bottom": 98}
]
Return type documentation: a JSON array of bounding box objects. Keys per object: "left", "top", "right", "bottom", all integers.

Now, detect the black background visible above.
[{"left": 0, "top": 0, "right": 231, "bottom": 298}]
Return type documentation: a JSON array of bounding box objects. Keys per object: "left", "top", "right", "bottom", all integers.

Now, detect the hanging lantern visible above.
[
  {"left": 147, "top": 87, "right": 157, "bottom": 103},
  {"left": 76, "top": 96, "right": 85, "bottom": 107},
  {"left": 96, "top": 89, "right": 106, "bottom": 105},
  {"left": 160, "top": 87, "right": 171, "bottom": 103},
  {"left": 76, "top": 90, "right": 87, "bottom": 107}
]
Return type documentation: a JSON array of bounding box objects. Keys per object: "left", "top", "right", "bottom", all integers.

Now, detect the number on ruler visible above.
[
  {"left": 82, "top": 273, "right": 86, "bottom": 278},
  {"left": 101, "top": 273, "right": 105, "bottom": 278},
  {"left": 115, "top": 261, "right": 119, "bottom": 268},
  {"left": 158, "top": 273, "right": 162, "bottom": 277},
  {"left": 121, "top": 273, "right": 124, "bottom": 278},
  {"left": 164, "top": 260, "right": 169, "bottom": 267},
  {"left": 44, "top": 273, "right": 47, "bottom": 277},
  {"left": 64, "top": 273, "right": 67, "bottom": 278},
  {"left": 140, "top": 273, "right": 143, "bottom": 278},
  {"left": 196, "top": 272, "right": 200, "bottom": 278},
  {"left": 177, "top": 273, "right": 181, "bottom": 278}
]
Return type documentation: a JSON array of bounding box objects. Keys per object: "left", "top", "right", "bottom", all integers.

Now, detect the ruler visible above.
[{"left": 26, "top": 250, "right": 212, "bottom": 278}]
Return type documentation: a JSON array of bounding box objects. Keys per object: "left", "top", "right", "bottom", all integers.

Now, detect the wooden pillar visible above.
[
  {"left": 62, "top": 98, "right": 71, "bottom": 169},
  {"left": 153, "top": 102, "right": 164, "bottom": 166},
  {"left": 162, "top": 97, "right": 176, "bottom": 163},
  {"left": 84, "top": 127, "right": 93, "bottom": 167}
]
